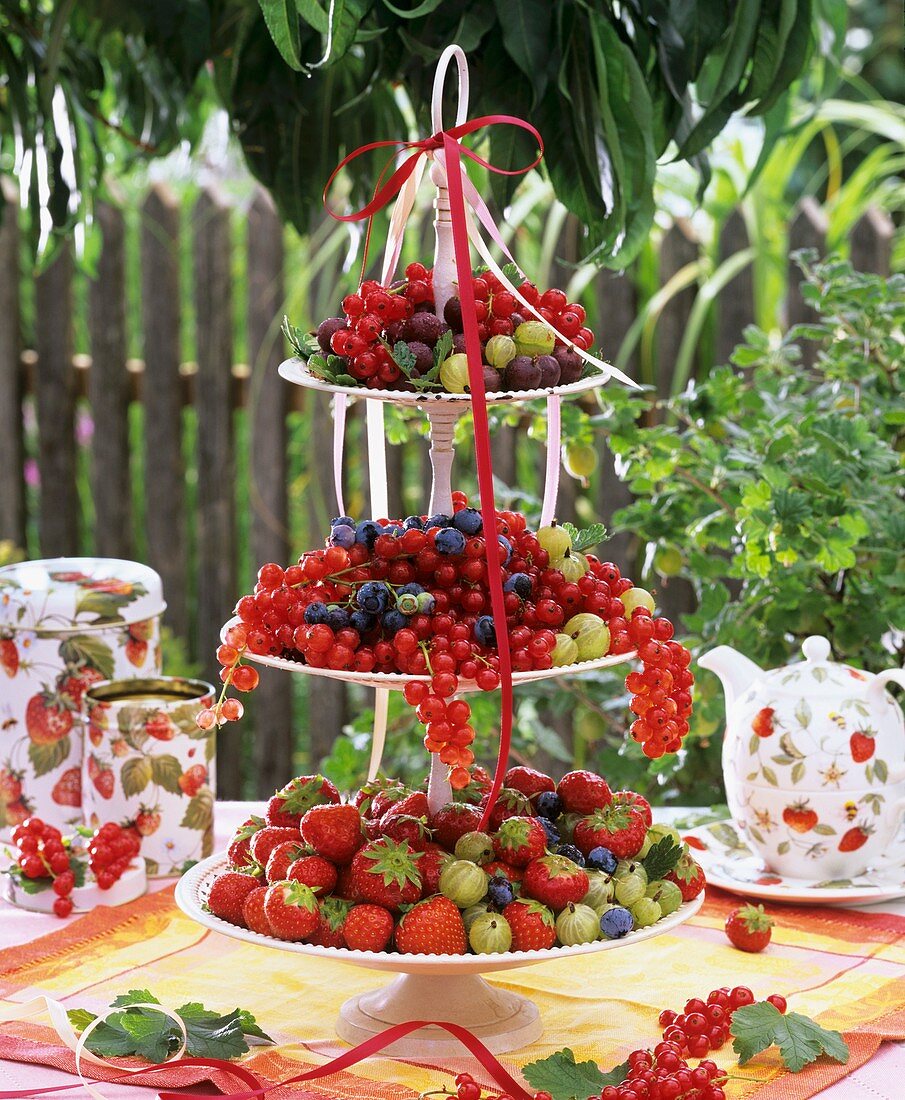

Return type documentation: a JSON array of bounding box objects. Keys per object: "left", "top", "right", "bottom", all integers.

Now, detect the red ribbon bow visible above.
[{"left": 324, "top": 113, "right": 545, "bottom": 827}]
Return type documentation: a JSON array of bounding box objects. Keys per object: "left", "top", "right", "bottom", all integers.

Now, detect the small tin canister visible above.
[
  {"left": 0, "top": 557, "right": 164, "bottom": 836},
  {"left": 81, "top": 677, "right": 216, "bottom": 877}
]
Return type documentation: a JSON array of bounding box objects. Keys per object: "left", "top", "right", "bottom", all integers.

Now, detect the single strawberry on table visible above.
[
  {"left": 208, "top": 870, "right": 260, "bottom": 926},
  {"left": 522, "top": 854, "right": 589, "bottom": 912},
  {"left": 556, "top": 769, "right": 612, "bottom": 815},
  {"left": 266, "top": 773, "right": 341, "bottom": 827},
  {"left": 503, "top": 898, "right": 557, "bottom": 951},
  {"left": 287, "top": 854, "right": 338, "bottom": 897},
  {"left": 343, "top": 903, "right": 395, "bottom": 951},
  {"left": 573, "top": 802, "right": 647, "bottom": 860},
  {"left": 263, "top": 880, "right": 319, "bottom": 941},
  {"left": 492, "top": 816, "right": 547, "bottom": 867},
  {"left": 350, "top": 838, "right": 423, "bottom": 910},
  {"left": 395, "top": 895, "right": 467, "bottom": 955},
  {"left": 301, "top": 803, "right": 364, "bottom": 864},
  {"left": 725, "top": 903, "right": 774, "bottom": 953}
]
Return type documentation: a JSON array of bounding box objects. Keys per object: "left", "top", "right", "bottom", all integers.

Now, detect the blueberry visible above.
[
  {"left": 435, "top": 528, "right": 466, "bottom": 555},
  {"left": 452, "top": 508, "right": 483, "bottom": 535},
  {"left": 415, "top": 591, "right": 435, "bottom": 614},
  {"left": 303, "top": 602, "right": 329, "bottom": 625},
  {"left": 474, "top": 615, "right": 496, "bottom": 647},
  {"left": 503, "top": 572, "right": 532, "bottom": 599},
  {"left": 349, "top": 610, "right": 375, "bottom": 634},
  {"left": 540, "top": 819, "right": 560, "bottom": 847},
  {"left": 383, "top": 523, "right": 404, "bottom": 537},
  {"left": 326, "top": 606, "right": 350, "bottom": 631},
  {"left": 402, "top": 515, "right": 425, "bottom": 530},
  {"left": 381, "top": 609, "right": 409, "bottom": 634},
  {"left": 328, "top": 523, "right": 355, "bottom": 548},
  {"left": 586, "top": 846, "right": 618, "bottom": 874},
  {"left": 498, "top": 535, "right": 512, "bottom": 565},
  {"left": 331, "top": 516, "right": 355, "bottom": 528},
  {"left": 427, "top": 513, "right": 452, "bottom": 528},
  {"left": 355, "top": 520, "right": 382, "bottom": 548},
  {"left": 600, "top": 906, "right": 634, "bottom": 939},
  {"left": 535, "top": 791, "right": 563, "bottom": 820},
  {"left": 356, "top": 581, "right": 391, "bottom": 614},
  {"left": 397, "top": 582, "right": 425, "bottom": 597},
  {"left": 487, "top": 877, "right": 515, "bottom": 908},
  {"left": 556, "top": 843, "right": 586, "bottom": 866}
]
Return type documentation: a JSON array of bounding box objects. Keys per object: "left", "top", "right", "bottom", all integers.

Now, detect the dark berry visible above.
[
  {"left": 504, "top": 355, "right": 542, "bottom": 391},
  {"left": 553, "top": 346, "right": 583, "bottom": 385},
  {"left": 536, "top": 354, "right": 561, "bottom": 388},
  {"left": 474, "top": 616, "right": 496, "bottom": 647},
  {"left": 435, "top": 528, "right": 466, "bottom": 555},
  {"left": 555, "top": 843, "right": 586, "bottom": 866},
  {"left": 406, "top": 340, "right": 434, "bottom": 375},
  {"left": 452, "top": 508, "right": 483, "bottom": 535},
  {"left": 443, "top": 296, "right": 464, "bottom": 331},
  {"left": 316, "top": 317, "right": 347, "bottom": 353},
  {"left": 535, "top": 791, "right": 563, "bottom": 820},
  {"left": 503, "top": 572, "right": 532, "bottom": 598},
  {"left": 487, "top": 876, "right": 515, "bottom": 908},
  {"left": 586, "top": 846, "right": 618, "bottom": 873}
]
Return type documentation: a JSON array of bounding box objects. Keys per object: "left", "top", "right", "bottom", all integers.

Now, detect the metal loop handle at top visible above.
[{"left": 431, "top": 44, "right": 469, "bottom": 135}]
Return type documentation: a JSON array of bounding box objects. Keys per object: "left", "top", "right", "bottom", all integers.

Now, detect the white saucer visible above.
[
  {"left": 3, "top": 859, "right": 147, "bottom": 913},
  {"left": 684, "top": 819, "right": 905, "bottom": 906}
]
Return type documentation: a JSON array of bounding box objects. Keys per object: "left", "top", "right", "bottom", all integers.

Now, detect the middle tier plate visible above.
[
  {"left": 278, "top": 356, "right": 613, "bottom": 406},
  {"left": 222, "top": 617, "right": 635, "bottom": 692}
]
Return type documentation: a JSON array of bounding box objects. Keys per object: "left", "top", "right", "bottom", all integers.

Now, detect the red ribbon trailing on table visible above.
[
  {"left": 0, "top": 1020, "right": 533, "bottom": 1100},
  {"left": 325, "top": 107, "right": 544, "bottom": 828}
]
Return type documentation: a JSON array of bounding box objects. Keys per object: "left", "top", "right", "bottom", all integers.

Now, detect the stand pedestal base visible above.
[{"left": 336, "top": 973, "right": 543, "bottom": 1057}]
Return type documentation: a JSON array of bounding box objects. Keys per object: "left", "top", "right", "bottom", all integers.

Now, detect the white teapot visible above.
[{"left": 699, "top": 636, "right": 905, "bottom": 880}]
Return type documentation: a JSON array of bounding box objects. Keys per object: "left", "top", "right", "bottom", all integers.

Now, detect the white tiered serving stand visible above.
[{"left": 176, "top": 45, "right": 704, "bottom": 1058}]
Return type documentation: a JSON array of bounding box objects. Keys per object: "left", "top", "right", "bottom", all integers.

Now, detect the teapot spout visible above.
[{"left": 698, "top": 645, "right": 763, "bottom": 708}]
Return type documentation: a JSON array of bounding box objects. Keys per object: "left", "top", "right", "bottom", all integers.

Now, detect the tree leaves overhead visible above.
[{"left": 0, "top": 0, "right": 821, "bottom": 265}]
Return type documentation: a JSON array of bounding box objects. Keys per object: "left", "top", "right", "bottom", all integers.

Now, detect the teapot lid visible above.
[{"left": 765, "top": 634, "right": 872, "bottom": 693}]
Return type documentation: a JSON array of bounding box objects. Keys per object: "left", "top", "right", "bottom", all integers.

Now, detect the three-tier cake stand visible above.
[{"left": 176, "top": 45, "right": 704, "bottom": 1057}]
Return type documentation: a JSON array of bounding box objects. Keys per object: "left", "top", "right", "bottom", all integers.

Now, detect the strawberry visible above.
[
  {"left": 0, "top": 637, "right": 19, "bottom": 677},
  {"left": 683, "top": 834, "right": 706, "bottom": 850},
  {"left": 483, "top": 787, "right": 535, "bottom": 831},
  {"left": 287, "top": 854, "right": 338, "bottom": 897},
  {"left": 839, "top": 822, "right": 873, "bottom": 852},
  {"left": 370, "top": 785, "right": 413, "bottom": 820},
  {"left": 87, "top": 704, "right": 107, "bottom": 746},
  {"left": 782, "top": 800, "right": 818, "bottom": 833},
  {"left": 333, "top": 864, "right": 358, "bottom": 901},
  {"left": 556, "top": 770, "right": 612, "bottom": 815},
  {"left": 4, "top": 800, "right": 29, "bottom": 826},
  {"left": 124, "top": 637, "right": 148, "bottom": 667},
  {"left": 382, "top": 813, "right": 432, "bottom": 851},
  {"left": 343, "top": 903, "right": 394, "bottom": 951},
  {"left": 241, "top": 886, "right": 272, "bottom": 936},
  {"left": 418, "top": 842, "right": 453, "bottom": 893},
  {"left": 25, "top": 691, "right": 73, "bottom": 744},
  {"left": 110, "top": 738, "right": 130, "bottom": 757},
  {"left": 381, "top": 790, "right": 429, "bottom": 821},
  {"left": 751, "top": 707, "right": 775, "bottom": 738},
  {"left": 350, "top": 838, "right": 423, "bottom": 910},
  {"left": 483, "top": 860, "right": 524, "bottom": 884},
  {"left": 725, "top": 903, "right": 773, "bottom": 953},
  {"left": 51, "top": 768, "right": 81, "bottom": 807},
  {"left": 573, "top": 803, "right": 647, "bottom": 860},
  {"left": 503, "top": 766, "right": 555, "bottom": 801},
  {"left": 301, "top": 803, "right": 363, "bottom": 865},
  {"left": 850, "top": 729, "right": 876, "bottom": 763},
  {"left": 227, "top": 815, "right": 265, "bottom": 866},
  {"left": 263, "top": 880, "right": 319, "bottom": 941},
  {"left": 310, "top": 897, "right": 351, "bottom": 948},
  {"left": 145, "top": 711, "right": 175, "bottom": 740},
  {"left": 396, "top": 895, "right": 467, "bottom": 955},
  {"left": 178, "top": 765, "right": 208, "bottom": 797},
  {"left": 90, "top": 760, "right": 114, "bottom": 800},
  {"left": 58, "top": 666, "right": 105, "bottom": 706},
  {"left": 135, "top": 805, "right": 161, "bottom": 836},
  {"left": 208, "top": 870, "right": 260, "bottom": 926},
  {"left": 249, "top": 826, "right": 300, "bottom": 867},
  {"left": 129, "top": 619, "right": 155, "bottom": 642},
  {"left": 492, "top": 816, "right": 547, "bottom": 867},
  {"left": 0, "top": 766, "right": 23, "bottom": 802},
  {"left": 611, "top": 789, "right": 652, "bottom": 827},
  {"left": 503, "top": 898, "right": 556, "bottom": 951},
  {"left": 665, "top": 852, "right": 706, "bottom": 901},
  {"left": 458, "top": 764, "right": 493, "bottom": 803},
  {"left": 266, "top": 773, "right": 341, "bottom": 827},
  {"left": 429, "top": 801, "right": 482, "bottom": 848},
  {"left": 265, "top": 840, "right": 307, "bottom": 883},
  {"left": 353, "top": 777, "right": 405, "bottom": 817},
  {"left": 522, "top": 855, "right": 589, "bottom": 912}
]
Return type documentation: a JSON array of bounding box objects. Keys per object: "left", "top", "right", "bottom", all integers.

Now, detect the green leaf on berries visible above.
[
  {"left": 731, "top": 1002, "right": 849, "bottom": 1073},
  {"left": 432, "top": 329, "right": 453, "bottom": 368},
  {"left": 306, "top": 354, "right": 329, "bottom": 377},
  {"left": 28, "top": 737, "right": 70, "bottom": 778},
  {"left": 6, "top": 865, "right": 52, "bottom": 894},
  {"left": 562, "top": 522, "right": 607, "bottom": 552},
  {"left": 641, "top": 835, "right": 683, "bottom": 880},
  {"left": 391, "top": 341, "right": 418, "bottom": 372},
  {"left": 501, "top": 262, "right": 522, "bottom": 283},
  {"left": 523, "top": 1047, "right": 624, "bottom": 1099},
  {"left": 282, "top": 316, "right": 319, "bottom": 358}
]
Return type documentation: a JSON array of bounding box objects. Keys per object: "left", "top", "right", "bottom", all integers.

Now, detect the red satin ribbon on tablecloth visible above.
[
  {"left": 0, "top": 1020, "right": 534, "bottom": 1099},
  {"left": 324, "top": 116, "right": 544, "bottom": 828}
]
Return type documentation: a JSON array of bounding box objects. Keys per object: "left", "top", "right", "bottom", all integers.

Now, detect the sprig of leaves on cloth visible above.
[
  {"left": 67, "top": 989, "right": 273, "bottom": 1063},
  {"left": 522, "top": 1048, "right": 627, "bottom": 1099},
  {"left": 730, "top": 1001, "right": 849, "bottom": 1072}
]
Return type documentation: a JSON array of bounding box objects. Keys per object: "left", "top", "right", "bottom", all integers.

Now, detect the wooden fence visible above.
[{"left": 0, "top": 179, "right": 894, "bottom": 798}]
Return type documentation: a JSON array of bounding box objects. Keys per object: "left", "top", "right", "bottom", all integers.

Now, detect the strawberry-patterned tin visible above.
[
  {"left": 0, "top": 557, "right": 164, "bottom": 836},
  {"left": 81, "top": 677, "right": 216, "bottom": 877}
]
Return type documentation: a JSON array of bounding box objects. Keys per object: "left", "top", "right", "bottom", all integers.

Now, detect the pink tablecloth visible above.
[{"left": 2, "top": 803, "right": 904, "bottom": 1098}]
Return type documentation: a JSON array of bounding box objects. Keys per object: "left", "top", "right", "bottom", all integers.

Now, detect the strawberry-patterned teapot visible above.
[{"left": 700, "top": 636, "right": 905, "bottom": 879}]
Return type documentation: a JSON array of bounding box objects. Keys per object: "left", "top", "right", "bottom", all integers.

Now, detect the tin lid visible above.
[{"left": 0, "top": 557, "right": 165, "bottom": 634}]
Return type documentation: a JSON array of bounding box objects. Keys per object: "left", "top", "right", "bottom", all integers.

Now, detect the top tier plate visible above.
[{"left": 278, "top": 357, "right": 615, "bottom": 407}]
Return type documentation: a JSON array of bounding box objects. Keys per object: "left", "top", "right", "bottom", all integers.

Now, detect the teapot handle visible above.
[
  {"left": 869, "top": 668, "right": 905, "bottom": 701},
  {"left": 874, "top": 793, "right": 905, "bottom": 870}
]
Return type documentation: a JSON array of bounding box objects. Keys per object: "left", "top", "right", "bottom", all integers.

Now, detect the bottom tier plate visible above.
[{"left": 175, "top": 853, "right": 704, "bottom": 1056}]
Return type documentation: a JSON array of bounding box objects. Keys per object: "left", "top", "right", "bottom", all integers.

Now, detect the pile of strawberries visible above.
[{"left": 206, "top": 767, "right": 705, "bottom": 954}]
